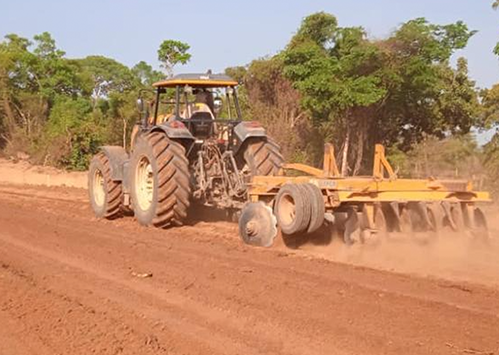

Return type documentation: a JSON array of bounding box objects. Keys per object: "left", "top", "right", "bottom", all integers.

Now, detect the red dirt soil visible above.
[{"left": 0, "top": 183, "right": 498, "bottom": 355}]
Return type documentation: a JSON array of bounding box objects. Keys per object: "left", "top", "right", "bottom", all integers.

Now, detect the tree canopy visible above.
[
  {"left": 0, "top": 33, "right": 190, "bottom": 169},
  {"left": 157, "top": 40, "right": 191, "bottom": 77},
  {"left": 0, "top": 13, "right": 498, "bottom": 196}
]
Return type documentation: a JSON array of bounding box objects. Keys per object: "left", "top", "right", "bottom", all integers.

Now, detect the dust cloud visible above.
[{"left": 293, "top": 224, "right": 499, "bottom": 287}]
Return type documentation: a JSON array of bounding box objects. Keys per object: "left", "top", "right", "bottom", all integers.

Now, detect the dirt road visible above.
[{"left": 0, "top": 183, "right": 498, "bottom": 355}]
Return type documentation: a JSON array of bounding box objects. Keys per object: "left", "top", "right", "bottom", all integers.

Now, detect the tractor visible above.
[
  {"left": 89, "top": 73, "right": 491, "bottom": 249},
  {"left": 88, "top": 73, "right": 283, "bottom": 229}
]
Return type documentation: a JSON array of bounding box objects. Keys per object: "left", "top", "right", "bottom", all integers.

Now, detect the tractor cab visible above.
[{"left": 143, "top": 73, "right": 243, "bottom": 140}]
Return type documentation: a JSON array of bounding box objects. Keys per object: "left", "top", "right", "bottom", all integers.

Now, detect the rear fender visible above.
[
  {"left": 99, "top": 146, "right": 129, "bottom": 181},
  {"left": 150, "top": 121, "right": 195, "bottom": 140},
  {"left": 233, "top": 121, "right": 267, "bottom": 154},
  {"left": 149, "top": 121, "right": 195, "bottom": 150}
]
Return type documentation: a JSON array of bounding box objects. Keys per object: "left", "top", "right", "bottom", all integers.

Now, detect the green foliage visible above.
[
  {"left": 43, "top": 97, "right": 101, "bottom": 169},
  {"left": 77, "top": 55, "right": 138, "bottom": 98},
  {"left": 157, "top": 40, "right": 191, "bottom": 77},
  {"left": 283, "top": 17, "right": 385, "bottom": 119},
  {"left": 291, "top": 12, "right": 338, "bottom": 47},
  {"left": 132, "top": 61, "right": 164, "bottom": 86},
  {"left": 0, "top": 32, "right": 173, "bottom": 170},
  {"left": 229, "top": 13, "right": 480, "bottom": 176},
  {"left": 226, "top": 58, "right": 317, "bottom": 164},
  {"left": 492, "top": 1, "right": 499, "bottom": 55},
  {"left": 481, "top": 84, "right": 499, "bottom": 128},
  {"left": 0, "top": 16, "right": 491, "bottom": 182},
  {"left": 483, "top": 133, "right": 499, "bottom": 195}
]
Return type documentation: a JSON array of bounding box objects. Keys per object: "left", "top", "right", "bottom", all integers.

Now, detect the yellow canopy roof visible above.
[{"left": 153, "top": 73, "right": 238, "bottom": 88}]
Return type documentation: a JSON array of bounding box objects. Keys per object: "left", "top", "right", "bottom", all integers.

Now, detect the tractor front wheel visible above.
[{"left": 88, "top": 152, "right": 123, "bottom": 219}]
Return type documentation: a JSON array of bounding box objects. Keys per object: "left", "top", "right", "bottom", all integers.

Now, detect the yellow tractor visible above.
[
  {"left": 88, "top": 73, "right": 491, "bottom": 248},
  {"left": 88, "top": 73, "right": 283, "bottom": 230}
]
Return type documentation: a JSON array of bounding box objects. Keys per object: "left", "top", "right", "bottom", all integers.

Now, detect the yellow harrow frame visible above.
[{"left": 243, "top": 144, "right": 490, "bottom": 245}]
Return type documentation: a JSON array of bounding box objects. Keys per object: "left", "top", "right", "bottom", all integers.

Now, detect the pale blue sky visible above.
[
  {"left": 1, "top": 0, "right": 498, "bottom": 87},
  {"left": 1, "top": 0, "right": 498, "bottom": 141}
]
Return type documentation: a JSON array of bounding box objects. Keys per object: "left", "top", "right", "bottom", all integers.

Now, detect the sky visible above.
[{"left": 1, "top": 0, "right": 498, "bottom": 140}]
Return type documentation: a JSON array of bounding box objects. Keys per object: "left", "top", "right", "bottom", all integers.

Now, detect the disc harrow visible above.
[{"left": 238, "top": 144, "right": 491, "bottom": 246}]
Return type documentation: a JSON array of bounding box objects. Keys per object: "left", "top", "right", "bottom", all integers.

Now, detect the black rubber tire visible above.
[
  {"left": 88, "top": 152, "right": 123, "bottom": 219},
  {"left": 129, "top": 132, "right": 191, "bottom": 228},
  {"left": 242, "top": 138, "right": 284, "bottom": 177},
  {"left": 302, "top": 183, "right": 325, "bottom": 234},
  {"left": 274, "top": 184, "right": 311, "bottom": 235}
]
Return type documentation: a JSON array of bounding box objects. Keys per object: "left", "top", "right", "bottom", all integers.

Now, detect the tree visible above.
[
  {"left": 481, "top": 84, "right": 499, "bottom": 128},
  {"left": 0, "top": 32, "right": 155, "bottom": 169},
  {"left": 157, "top": 40, "right": 191, "bottom": 77},
  {"left": 493, "top": 1, "right": 499, "bottom": 55},
  {"left": 78, "top": 56, "right": 138, "bottom": 100},
  {"left": 483, "top": 133, "right": 499, "bottom": 195},
  {"left": 0, "top": 32, "right": 86, "bottom": 157},
  {"left": 378, "top": 18, "right": 478, "bottom": 150},
  {"left": 282, "top": 13, "right": 387, "bottom": 175},
  {"left": 226, "top": 58, "right": 312, "bottom": 163},
  {"left": 253, "top": 13, "right": 480, "bottom": 175},
  {"left": 132, "top": 61, "right": 163, "bottom": 86}
]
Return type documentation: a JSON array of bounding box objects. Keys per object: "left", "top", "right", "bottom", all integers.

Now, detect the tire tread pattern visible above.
[
  {"left": 92, "top": 152, "right": 123, "bottom": 219},
  {"left": 147, "top": 132, "right": 190, "bottom": 227},
  {"left": 244, "top": 139, "right": 284, "bottom": 176}
]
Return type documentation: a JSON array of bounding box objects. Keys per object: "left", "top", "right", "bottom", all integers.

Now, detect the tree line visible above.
[
  {"left": 1, "top": 11, "right": 499, "bottom": 194},
  {"left": 229, "top": 12, "right": 499, "bottom": 194},
  {"left": 0, "top": 35, "right": 189, "bottom": 169}
]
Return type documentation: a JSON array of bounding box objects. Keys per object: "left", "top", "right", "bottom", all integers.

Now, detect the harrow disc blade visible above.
[
  {"left": 343, "top": 208, "right": 361, "bottom": 245},
  {"left": 472, "top": 207, "right": 489, "bottom": 239},
  {"left": 238, "top": 202, "right": 278, "bottom": 248}
]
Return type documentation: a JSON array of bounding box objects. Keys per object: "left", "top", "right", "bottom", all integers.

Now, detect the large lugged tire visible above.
[
  {"left": 242, "top": 138, "right": 284, "bottom": 176},
  {"left": 88, "top": 152, "right": 123, "bottom": 219},
  {"left": 129, "top": 132, "right": 191, "bottom": 228},
  {"left": 302, "top": 183, "right": 325, "bottom": 234},
  {"left": 274, "top": 184, "right": 311, "bottom": 235}
]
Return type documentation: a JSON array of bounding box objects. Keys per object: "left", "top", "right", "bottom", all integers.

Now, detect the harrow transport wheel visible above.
[
  {"left": 239, "top": 202, "right": 278, "bottom": 247},
  {"left": 130, "top": 132, "right": 191, "bottom": 228},
  {"left": 302, "top": 183, "right": 325, "bottom": 234},
  {"left": 88, "top": 152, "right": 123, "bottom": 219},
  {"left": 274, "top": 184, "right": 311, "bottom": 235},
  {"left": 242, "top": 138, "right": 284, "bottom": 177}
]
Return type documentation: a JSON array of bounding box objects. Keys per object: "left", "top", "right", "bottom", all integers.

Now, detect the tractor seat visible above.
[{"left": 189, "top": 111, "right": 215, "bottom": 138}]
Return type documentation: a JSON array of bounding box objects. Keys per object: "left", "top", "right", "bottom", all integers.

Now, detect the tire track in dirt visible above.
[{"left": 1, "top": 184, "right": 499, "bottom": 355}]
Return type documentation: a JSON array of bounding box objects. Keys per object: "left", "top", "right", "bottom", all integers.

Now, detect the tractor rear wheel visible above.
[
  {"left": 130, "top": 132, "right": 191, "bottom": 228},
  {"left": 88, "top": 152, "right": 123, "bottom": 219},
  {"left": 242, "top": 138, "right": 284, "bottom": 177}
]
